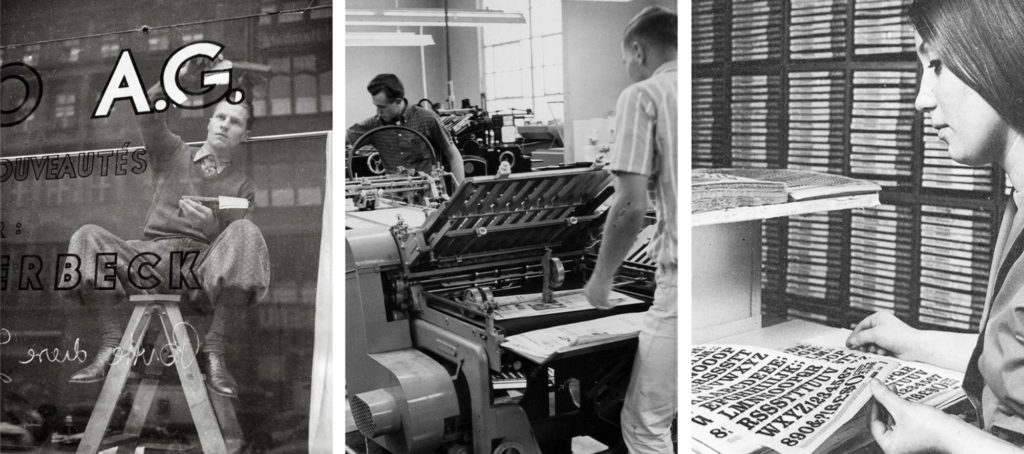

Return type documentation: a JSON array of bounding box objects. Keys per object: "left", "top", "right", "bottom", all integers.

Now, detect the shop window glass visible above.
[
  {"left": 0, "top": 7, "right": 331, "bottom": 452},
  {"left": 294, "top": 73, "right": 317, "bottom": 114},
  {"left": 318, "top": 71, "right": 331, "bottom": 112},
  {"left": 269, "top": 75, "right": 293, "bottom": 115}
]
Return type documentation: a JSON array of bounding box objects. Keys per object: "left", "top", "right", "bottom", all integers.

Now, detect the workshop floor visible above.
[
  {"left": 344, "top": 431, "right": 610, "bottom": 454},
  {"left": 344, "top": 401, "right": 610, "bottom": 453}
]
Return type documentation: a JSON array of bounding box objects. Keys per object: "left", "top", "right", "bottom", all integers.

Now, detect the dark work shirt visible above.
[{"left": 347, "top": 103, "right": 456, "bottom": 174}]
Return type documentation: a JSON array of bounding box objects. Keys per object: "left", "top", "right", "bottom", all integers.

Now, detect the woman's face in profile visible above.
[{"left": 913, "top": 34, "right": 1010, "bottom": 167}]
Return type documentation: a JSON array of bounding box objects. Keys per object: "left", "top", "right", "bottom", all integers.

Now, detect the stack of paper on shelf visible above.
[
  {"left": 692, "top": 169, "right": 788, "bottom": 213},
  {"left": 693, "top": 168, "right": 883, "bottom": 215}
]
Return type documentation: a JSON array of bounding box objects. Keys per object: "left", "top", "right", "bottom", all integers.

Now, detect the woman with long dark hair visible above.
[{"left": 847, "top": 1, "right": 1024, "bottom": 451}]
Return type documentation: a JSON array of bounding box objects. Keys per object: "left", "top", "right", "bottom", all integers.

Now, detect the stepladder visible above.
[{"left": 76, "top": 294, "right": 243, "bottom": 454}]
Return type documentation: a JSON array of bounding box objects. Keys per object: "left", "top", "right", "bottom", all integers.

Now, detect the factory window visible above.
[
  {"left": 270, "top": 75, "right": 293, "bottom": 115},
  {"left": 62, "top": 40, "right": 81, "bottom": 63},
  {"left": 536, "top": 34, "right": 563, "bottom": 95},
  {"left": 297, "top": 179, "right": 322, "bottom": 206},
  {"left": 269, "top": 56, "right": 293, "bottom": 115},
  {"left": 270, "top": 162, "right": 297, "bottom": 207},
  {"left": 310, "top": 0, "right": 332, "bottom": 20},
  {"left": 252, "top": 82, "right": 269, "bottom": 117},
  {"left": 253, "top": 163, "right": 270, "bottom": 207},
  {"left": 294, "top": 54, "right": 315, "bottom": 72},
  {"left": 148, "top": 29, "right": 170, "bottom": 52},
  {"left": 181, "top": 28, "right": 204, "bottom": 43},
  {"left": 260, "top": 0, "right": 310, "bottom": 25},
  {"left": 294, "top": 74, "right": 317, "bottom": 114},
  {"left": 260, "top": 0, "right": 276, "bottom": 25},
  {"left": 279, "top": 1, "right": 307, "bottom": 23},
  {"left": 22, "top": 44, "right": 40, "bottom": 66},
  {"left": 100, "top": 36, "right": 120, "bottom": 59},
  {"left": 482, "top": 0, "right": 563, "bottom": 121},
  {"left": 293, "top": 55, "right": 317, "bottom": 113},
  {"left": 319, "top": 70, "right": 332, "bottom": 111},
  {"left": 258, "top": 55, "right": 326, "bottom": 116},
  {"left": 487, "top": 42, "right": 525, "bottom": 99},
  {"left": 54, "top": 92, "right": 77, "bottom": 129}
]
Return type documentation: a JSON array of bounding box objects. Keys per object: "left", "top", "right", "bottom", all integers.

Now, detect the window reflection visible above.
[
  {"left": 0, "top": 135, "right": 327, "bottom": 452},
  {"left": 0, "top": 2, "right": 331, "bottom": 451}
]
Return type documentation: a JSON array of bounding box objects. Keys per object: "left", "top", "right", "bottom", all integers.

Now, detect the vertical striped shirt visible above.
[{"left": 608, "top": 60, "right": 678, "bottom": 271}]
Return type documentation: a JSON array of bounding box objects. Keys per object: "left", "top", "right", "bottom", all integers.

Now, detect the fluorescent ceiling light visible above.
[
  {"left": 346, "top": 8, "right": 526, "bottom": 27},
  {"left": 346, "top": 32, "right": 435, "bottom": 47}
]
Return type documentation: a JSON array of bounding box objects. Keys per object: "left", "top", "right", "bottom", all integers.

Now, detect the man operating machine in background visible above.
[{"left": 347, "top": 73, "right": 466, "bottom": 184}]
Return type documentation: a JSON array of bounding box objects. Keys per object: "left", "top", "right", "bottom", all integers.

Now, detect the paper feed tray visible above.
[{"left": 413, "top": 167, "right": 614, "bottom": 265}]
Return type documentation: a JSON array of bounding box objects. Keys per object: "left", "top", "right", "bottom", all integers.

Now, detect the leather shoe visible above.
[
  {"left": 69, "top": 346, "right": 117, "bottom": 383},
  {"left": 204, "top": 352, "right": 239, "bottom": 398}
]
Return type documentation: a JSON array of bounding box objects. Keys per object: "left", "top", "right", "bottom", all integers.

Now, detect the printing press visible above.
[
  {"left": 438, "top": 105, "right": 559, "bottom": 177},
  {"left": 345, "top": 172, "right": 449, "bottom": 210},
  {"left": 346, "top": 125, "right": 455, "bottom": 209},
  {"left": 346, "top": 167, "right": 657, "bottom": 453}
]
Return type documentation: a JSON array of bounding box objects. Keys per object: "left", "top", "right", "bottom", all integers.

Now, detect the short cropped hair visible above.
[
  {"left": 213, "top": 96, "right": 255, "bottom": 131},
  {"left": 367, "top": 74, "right": 405, "bottom": 102},
  {"left": 908, "top": 0, "right": 1024, "bottom": 132},
  {"left": 623, "top": 6, "right": 677, "bottom": 51}
]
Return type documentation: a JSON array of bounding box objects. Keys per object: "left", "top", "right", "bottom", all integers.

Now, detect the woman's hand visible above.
[
  {"left": 869, "top": 379, "right": 963, "bottom": 453},
  {"left": 869, "top": 379, "right": 1021, "bottom": 454},
  {"left": 846, "top": 312, "right": 920, "bottom": 359}
]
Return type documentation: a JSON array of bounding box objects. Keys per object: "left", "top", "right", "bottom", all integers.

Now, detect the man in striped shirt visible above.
[{"left": 584, "top": 6, "right": 677, "bottom": 453}]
